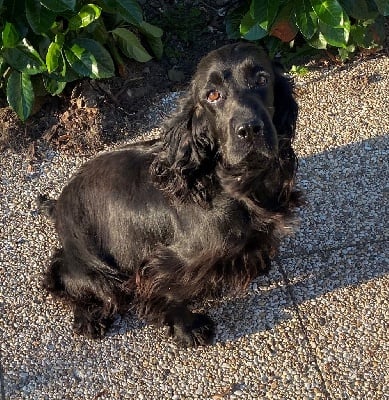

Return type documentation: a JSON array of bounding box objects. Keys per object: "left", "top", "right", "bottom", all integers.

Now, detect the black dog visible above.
[{"left": 38, "top": 42, "right": 302, "bottom": 346}]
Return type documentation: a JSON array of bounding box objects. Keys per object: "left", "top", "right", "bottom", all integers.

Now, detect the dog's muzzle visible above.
[{"left": 235, "top": 117, "right": 278, "bottom": 155}]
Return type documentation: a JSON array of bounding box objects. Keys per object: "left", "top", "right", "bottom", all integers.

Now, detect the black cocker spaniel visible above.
[{"left": 38, "top": 42, "right": 303, "bottom": 346}]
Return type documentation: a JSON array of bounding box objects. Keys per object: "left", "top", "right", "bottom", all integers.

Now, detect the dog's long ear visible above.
[
  {"left": 272, "top": 65, "right": 302, "bottom": 207},
  {"left": 272, "top": 65, "right": 299, "bottom": 161},
  {"left": 150, "top": 91, "right": 217, "bottom": 206},
  {"left": 272, "top": 66, "right": 298, "bottom": 140}
]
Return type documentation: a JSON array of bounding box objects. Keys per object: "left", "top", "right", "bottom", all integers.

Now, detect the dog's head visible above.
[
  {"left": 152, "top": 43, "right": 298, "bottom": 205},
  {"left": 192, "top": 43, "right": 281, "bottom": 165}
]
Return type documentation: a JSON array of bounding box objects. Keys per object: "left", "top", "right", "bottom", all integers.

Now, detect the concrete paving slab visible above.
[
  {"left": 1, "top": 190, "right": 328, "bottom": 399},
  {"left": 281, "top": 246, "right": 388, "bottom": 399},
  {"left": 0, "top": 135, "right": 332, "bottom": 400},
  {"left": 288, "top": 136, "right": 388, "bottom": 255},
  {"left": 280, "top": 52, "right": 389, "bottom": 400}
]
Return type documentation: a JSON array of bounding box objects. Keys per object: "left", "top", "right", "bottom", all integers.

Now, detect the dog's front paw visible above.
[
  {"left": 168, "top": 312, "right": 215, "bottom": 347},
  {"left": 73, "top": 317, "right": 109, "bottom": 339},
  {"left": 72, "top": 306, "right": 111, "bottom": 339}
]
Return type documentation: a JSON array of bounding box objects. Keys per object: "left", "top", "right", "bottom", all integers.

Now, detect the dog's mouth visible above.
[
  {"left": 220, "top": 146, "right": 278, "bottom": 175},
  {"left": 252, "top": 135, "right": 278, "bottom": 157},
  {"left": 220, "top": 135, "right": 278, "bottom": 168}
]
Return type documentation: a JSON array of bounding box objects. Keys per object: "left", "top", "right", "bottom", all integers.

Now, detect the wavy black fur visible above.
[{"left": 38, "top": 43, "right": 303, "bottom": 347}]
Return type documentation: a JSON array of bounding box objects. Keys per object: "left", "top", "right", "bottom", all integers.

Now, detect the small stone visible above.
[
  {"left": 168, "top": 69, "right": 185, "bottom": 82},
  {"left": 318, "top": 317, "right": 326, "bottom": 326}
]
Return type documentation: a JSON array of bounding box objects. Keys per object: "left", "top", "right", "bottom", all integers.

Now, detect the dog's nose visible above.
[{"left": 236, "top": 121, "right": 264, "bottom": 140}]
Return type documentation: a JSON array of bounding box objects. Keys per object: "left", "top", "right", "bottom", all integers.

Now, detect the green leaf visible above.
[
  {"left": 308, "top": 30, "right": 328, "bottom": 48},
  {"left": 295, "top": 0, "right": 319, "bottom": 39},
  {"left": 103, "top": 0, "right": 143, "bottom": 26},
  {"left": 373, "top": 0, "right": 389, "bottom": 15},
  {"left": 338, "top": 47, "right": 349, "bottom": 61},
  {"left": 55, "top": 33, "right": 65, "bottom": 47},
  {"left": 0, "top": 55, "right": 6, "bottom": 77},
  {"left": 68, "top": 4, "right": 102, "bottom": 30},
  {"left": 146, "top": 36, "right": 163, "bottom": 59},
  {"left": 40, "top": 0, "right": 76, "bottom": 12},
  {"left": 2, "top": 39, "right": 46, "bottom": 74},
  {"left": 351, "top": 15, "right": 385, "bottom": 48},
  {"left": 49, "top": 58, "right": 80, "bottom": 82},
  {"left": 290, "top": 65, "right": 309, "bottom": 75},
  {"left": 64, "top": 38, "right": 114, "bottom": 78},
  {"left": 250, "top": 0, "right": 280, "bottom": 30},
  {"left": 46, "top": 42, "right": 62, "bottom": 73},
  {"left": 225, "top": 4, "right": 249, "bottom": 39},
  {"left": 310, "top": 0, "right": 345, "bottom": 27},
  {"left": 139, "top": 21, "right": 163, "bottom": 38},
  {"left": 7, "top": 71, "right": 35, "bottom": 121},
  {"left": 319, "top": 20, "right": 349, "bottom": 47},
  {"left": 138, "top": 22, "right": 163, "bottom": 59},
  {"left": 2, "top": 22, "right": 20, "bottom": 48},
  {"left": 25, "top": 0, "right": 56, "bottom": 34},
  {"left": 240, "top": 11, "right": 268, "bottom": 40},
  {"left": 112, "top": 28, "right": 152, "bottom": 62},
  {"left": 87, "top": 18, "right": 110, "bottom": 44},
  {"left": 339, "top": 0, "right": 379, "bottom": 19},
  {"left": 43, "top": 76, "right": 67, "bottom": 95}
]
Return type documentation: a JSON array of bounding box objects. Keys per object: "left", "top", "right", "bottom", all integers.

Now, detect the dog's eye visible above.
[
  {"left": 207, "top": 90, "right": 221, "bottom": 103},
  {"left": 256, "top": 75, "right": 268, "bottom": 87}
]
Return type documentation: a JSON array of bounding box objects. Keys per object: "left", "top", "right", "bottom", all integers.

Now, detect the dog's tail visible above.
[{"left": 36, "top": 194, "right": 57, "bottom": 219}]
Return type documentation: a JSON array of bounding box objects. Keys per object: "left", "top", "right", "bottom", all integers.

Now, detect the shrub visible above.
[
  {"left": 227, "top": 0, "right": 388, "bottom": 62},
  {"left": 0, "top": 0, "right": 163, "bottom": 121}
]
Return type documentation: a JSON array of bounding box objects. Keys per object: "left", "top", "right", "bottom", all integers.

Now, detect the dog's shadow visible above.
[
  {"left": 88, "top": 136, "right": 388, "bottom": 344},
  {"left": 205, "top": 271, "right": 295, "bottom": 343},
  {"left": 210, "top": 135, "right": 388, "bottom": 343}
]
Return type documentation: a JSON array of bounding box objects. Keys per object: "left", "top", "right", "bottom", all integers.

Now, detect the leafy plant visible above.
[
  {"left": 157, "top": 5, "right": 205, "bottom": 45},
  {"left": 227, "top": 0, "right": 388, "bottom": 63},
  {"left": 289, "top": 64, "right": 310, "bottom": 75},
  {"left": 155, "top": 4, "right": 207, "bottom": 61},
  {"left": 0, "top": 0, "right": 163, "bottom": 121}
]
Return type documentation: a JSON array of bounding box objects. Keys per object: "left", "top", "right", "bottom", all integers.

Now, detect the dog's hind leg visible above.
[{"left": 43, "top": 243, "right": 129, "bottom": 338}]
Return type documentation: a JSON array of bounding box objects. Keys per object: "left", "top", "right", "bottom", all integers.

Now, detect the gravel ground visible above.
[{"left": 1, "top": 53, "right": 388, "bottom": 400}]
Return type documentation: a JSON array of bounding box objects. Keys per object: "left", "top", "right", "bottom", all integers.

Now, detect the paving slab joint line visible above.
[
  {"left": 278, "top": 264, "right": 333, "bottom": 399},
  {"left": 0, "top": 354, "right": 6, "bottom": 400},
  {"left": 278, "top": 237, "right": 389, "bottom": 260}
]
